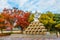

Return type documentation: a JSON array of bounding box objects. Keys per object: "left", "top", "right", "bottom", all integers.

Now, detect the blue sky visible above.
[{"left": 0, "top": 0, "right": 60, "bottom": 13}]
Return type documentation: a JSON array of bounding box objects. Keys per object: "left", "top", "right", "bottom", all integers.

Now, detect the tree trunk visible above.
[
  {"left": 1, "top": 29, "right": 3, "bottom": 33},
  {"left": 56, "top": 32, "right": 59, "bottom": 37}
]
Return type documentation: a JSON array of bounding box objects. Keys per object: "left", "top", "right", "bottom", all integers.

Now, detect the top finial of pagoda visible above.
[{"left": 34, "top": 11, "right": 41, "bottom": 22}]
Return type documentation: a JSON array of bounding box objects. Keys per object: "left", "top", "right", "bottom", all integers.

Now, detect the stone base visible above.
[{"left": 0, "top": 33, "right": 11, "bottom": 36}]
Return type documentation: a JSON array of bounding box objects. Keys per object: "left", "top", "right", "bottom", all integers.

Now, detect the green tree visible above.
[
  {"left": 39, "top": 11, "right": 56, "bottom": 31},
  {"left": 28, "top": 14, "right": 34, "bottom": 23},
  {"left": 54, "top": 14, "right": 60, "bottom": 32},
  {"left": 55, "top": 24, "right": 60, "bottom": 32},
  {"left": 55, "top": 24, "right": 60, "bottom": 29}
]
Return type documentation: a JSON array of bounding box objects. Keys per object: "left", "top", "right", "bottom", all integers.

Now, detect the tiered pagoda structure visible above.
[
  {"left": 23, "top": 21, "right": 47, "bottom": 35},
  {"left": 23, "top": 11, "right": 47, "bottom": 35}
]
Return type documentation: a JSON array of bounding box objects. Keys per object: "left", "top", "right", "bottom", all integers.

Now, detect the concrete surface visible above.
[{"left": 0, "top": 34, "right": 60, "bottom": 40}]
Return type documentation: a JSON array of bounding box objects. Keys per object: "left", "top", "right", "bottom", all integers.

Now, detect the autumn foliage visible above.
[
  {"left": 16, "top": 12, "right": 30, "bottom": 30},
  {"left": 0, "top": 8, "right": 30, "bottom": 31}
]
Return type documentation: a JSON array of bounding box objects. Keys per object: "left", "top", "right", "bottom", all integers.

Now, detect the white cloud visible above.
[
  {"left": 47, "top": 0, "right": 56, "bottom": 5},
  {"left": 0, "top": 0, "right": 12, "bottom": 12},
  {"left": 19, "top": 0, "right": 28, "bottom": 6},
  {"left": 35, "top": 0, "right": 56, "bottom": 9},
  {"left": 9, "top": 0, "right": 28, "bottom": 7},
  {"left": 27, "top": 0, "right": 60, "bottom": 13},
  {"left": 19, "top": 0, "right": 56, "bottom": 13},
  {"left": 0, "top": 0, "right": 60, "bottom": 13}
]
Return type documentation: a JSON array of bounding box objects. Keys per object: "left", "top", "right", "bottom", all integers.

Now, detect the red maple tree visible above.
[{"left": 15, "top": 12, "right": 30, "bottom": 30}]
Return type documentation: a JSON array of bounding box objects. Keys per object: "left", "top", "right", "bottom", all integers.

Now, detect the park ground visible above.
[{"left": 0, "top": 34, "right": 60, "bottom": 40}]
